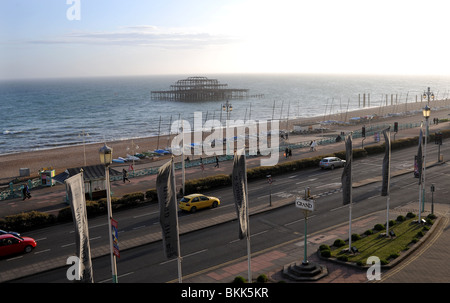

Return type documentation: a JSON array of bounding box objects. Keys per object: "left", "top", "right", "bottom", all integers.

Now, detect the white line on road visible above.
[
  {"left": 159, "top": 249, "right": 208, "bottom": 265},
  {"left": 133, "top": 211, "right": 158, "bottom": 219},
  {"left": 34, "top": 249, "right": 51, "bottom": 255}
]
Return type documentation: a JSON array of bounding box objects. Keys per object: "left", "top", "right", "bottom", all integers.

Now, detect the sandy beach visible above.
[{"left": 1, "top": 98, "right": 449, "bottom": 183}]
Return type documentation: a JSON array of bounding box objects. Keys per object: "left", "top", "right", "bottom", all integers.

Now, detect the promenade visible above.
[{"left": 1, "top": 106, "right": 450, "bottom": 283}]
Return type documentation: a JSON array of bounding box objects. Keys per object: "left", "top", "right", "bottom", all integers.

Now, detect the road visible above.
[{"left": 3, "top": 140, "right": 450, "bottom": 282}]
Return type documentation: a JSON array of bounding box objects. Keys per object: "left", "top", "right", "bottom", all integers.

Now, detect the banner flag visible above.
[
  {"left": 381, "top": 127, "right": 391, "bottom": 196},
  {"left": 65, "top": 173, "right": 94, "bottom": 283},
  {"left": 157, "top": 159, "right": 180, "bottom": 259},
  {"left": 417, "top": 128, "right": 423, "bottom": 184},
  {"left": 232, "top": 149, "right": 248, "bottom": 239},
  {"left": 341, "top": 134, "right": 352, "bottom": 205}
]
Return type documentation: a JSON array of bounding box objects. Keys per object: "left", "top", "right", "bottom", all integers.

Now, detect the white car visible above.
[{"left": 319, "top": 157, "right": 346, "bottom": 170}]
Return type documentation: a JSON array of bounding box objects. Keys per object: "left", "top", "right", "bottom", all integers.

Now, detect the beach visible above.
[{"left": 1, "top": 98, "right": 449, "bottom": 183}]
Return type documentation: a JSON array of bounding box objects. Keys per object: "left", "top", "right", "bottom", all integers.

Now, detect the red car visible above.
[{"left": 0, "top": 234, "right": 37, "bottom": 257}]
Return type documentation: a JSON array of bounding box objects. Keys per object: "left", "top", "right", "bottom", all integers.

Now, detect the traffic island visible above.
[
  {"left": 282, "top": 261, "right": 328, "bottom": 281},
  {"left": 317, "top": 213, "right": 439, "bottom": 270}
]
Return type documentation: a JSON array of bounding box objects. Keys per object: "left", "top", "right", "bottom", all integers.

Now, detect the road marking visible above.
[
  {"left": 284, "top": 215, "right": 316, "bottom": 227},
  {"left": 159, "top": 249, "right": 208, "bottom": 265},
  {"left": 98, "top": 271, "right": 135, "bottom": 283},
  {"left": 133, "top": 211, "right": 158, "bottom": 219},
  {"left": 35, "top": 237, "right": 47, "bottom": 241},
  {"left": 330, "top": 205, "right": 348, "bottom": 212},
  {"left": 6, "top": 256, "right": 23, "bottom": 261},
  {"left": 295, "top": 178, "right": 318, "bottom": 185},
  {"left": 132, "top": 225, "right": 146, "bottom": 230},
  {"left": 61, "top": 243, "right": 75, "bottom": 248},
  {"left": 34, "top": 249, "right": 50, "bottom": 254},
  {"left": 90, "top": 236, "right": 101, "bottom": 241},
  {"left": 229, "top": 230, "right": 269, "bottom": 243}
]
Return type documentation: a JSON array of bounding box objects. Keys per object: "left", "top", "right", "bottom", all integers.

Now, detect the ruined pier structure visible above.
[{"left": 151, "top": 76, "right": 251, "bottom": 101}]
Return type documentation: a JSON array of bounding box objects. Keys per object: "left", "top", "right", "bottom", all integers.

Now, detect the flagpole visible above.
[
  {"left": 244, "top": 151, "right": 252, "bottom": 283},
  {"left": 182, "top": 120, "right": 185, "bottom": 196},
  {"left": 385, "top": 129, "right": 391, "bottom": 236},
  {"left": 348, "top": 132, "right": 353, "bottom": 251},
  {"left": 173, "top": 158, "right": 183, "bottom": 283}
]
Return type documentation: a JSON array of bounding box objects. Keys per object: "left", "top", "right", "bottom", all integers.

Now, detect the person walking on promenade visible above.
[
  {"left": 311, "top": 140, "right": 318, "bottom": 151},
  {"left": 22, "top": 184, "right": 31, "bottom": 200},
  {"left": 214, "top": 156, "right": 220, "bottom": 168},
  {"left": 122, "top": 168, "right": 131, "bottom": 183}
]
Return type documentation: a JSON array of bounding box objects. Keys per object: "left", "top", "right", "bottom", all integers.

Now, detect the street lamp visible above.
[
  {"left": 222, "top": 100, "right": 233, "bottom": 121},
  {"left": 421, "top": 104, "right": 431, "bottom": 218},
  {"left": 99, "top": 143, "right": 118, "bottom": 283}
]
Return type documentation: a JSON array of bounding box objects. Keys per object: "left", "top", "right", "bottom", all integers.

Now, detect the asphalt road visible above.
[{"left": 4, "top": 140, "right": 450, "bottom": 282}]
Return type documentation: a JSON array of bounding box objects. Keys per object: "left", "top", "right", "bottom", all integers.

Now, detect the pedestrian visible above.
[
  {"left": 214, "top": 156, "right": 220, "bottom": 168},
  {"left": 309, "top": 141, "right": 314, "bottom": 151},
  {"left": 285, "top": 147, "right": 289, "bottom": 159},
  {"left": 22, "top": 184, "right": 31, "bottom": 200},
  {"left": 122, "top": 168, "right": 131, "bottom": 183},
  {"left": 288, "top": 148, "right": 292, "bottom": 157},
  {"left": 311, "top": 140, "right": 318, "bottom": 151}
]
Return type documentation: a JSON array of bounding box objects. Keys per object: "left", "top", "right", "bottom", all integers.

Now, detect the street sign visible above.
[{"left": 295, "top": 197, "right": 314, "bottom": 211}]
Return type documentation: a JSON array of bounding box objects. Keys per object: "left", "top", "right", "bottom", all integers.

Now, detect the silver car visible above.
[{"left": 319, "top": 157, "right": 346, "bottom": 170}]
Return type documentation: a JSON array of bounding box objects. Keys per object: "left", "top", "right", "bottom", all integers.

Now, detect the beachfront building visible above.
[
  {"left": 54, "top": 165, "right": 121, "bottom": 201},
  {"left": 151, "top": 76, "right": 250, "bottom": 101}
]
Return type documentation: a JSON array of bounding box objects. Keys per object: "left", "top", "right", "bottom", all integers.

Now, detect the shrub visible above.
[
  {"left": 406, "top": 212, "right": 416, "bottom": 218},
  {"left": 333, "top": 239, "right": 345, "bottom": 247},
  {"left": 256, "top": 274, "right": 268, "bottom": 283},
  {"left": 380, "top": 259, "right": 388, "bottom": 265},
  {"left": 396, "top": 215, "right": 405, "bottom": 222},
  {"left": 427, "top": 213, "right": 437, "bottom": 220},
  {"left": 3, "top": 211, "right": 56, "bottom": 232},
  {"left": 351, "top": 233, "right": 361, "bottom": 241},
  {"left": 364, "top": 229, "right": 373, "bottom": 236},
  {"left": 416, "top": 231, "right": 424, "bottom": 238},
  {"left": 388, "top": 220, "right": 396, "bottom": 227},
  {"left": 320, "top": 249, "right": 331, "bottom": 258},
  {"left": 319, "top": 244, "right": 330, "bottom": 251},
  {"left": 389, "top": 253, "right": 399, "bottom": 259},
  {"left": 232, "top": 276, "right": 247, "bottom": 283},
  {"left": 374, "top": 223, "right": 385, "bottom": 231},
  {"left": 145, "top": 189, "right": 158, "bottom": 202},
  {"left": 337, "top": 255, "right": 348, "bottom": 262}
]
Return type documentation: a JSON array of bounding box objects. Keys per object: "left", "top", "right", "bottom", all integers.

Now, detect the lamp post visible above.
[
  {"left": 99, "top": 143, "right": 118, "bottom": 283},
  {"left": 422, "top": 104, "right": 431, "bottom": 216},
  {"left": 222, "top": 100, "right": 233, "bottom": 121}
]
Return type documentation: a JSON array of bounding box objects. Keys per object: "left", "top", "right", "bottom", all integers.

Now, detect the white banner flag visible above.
[
  {"left": 157, "top": 159, "right": 180, "bottom": 259},
  {"left": 65, "top": 173, "right": 94, "bottom": 283},
  {"left": 232, "top": 149, "right": 248, "bottom": 239}
]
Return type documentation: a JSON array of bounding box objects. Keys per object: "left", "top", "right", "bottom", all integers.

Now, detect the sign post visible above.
[{"left": 295, "top": 187, "right": 315, "bottom": 265}]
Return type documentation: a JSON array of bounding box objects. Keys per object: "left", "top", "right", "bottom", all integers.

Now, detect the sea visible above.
[{"left": 1, "top": 73, "right": 449, "bottom": 155}]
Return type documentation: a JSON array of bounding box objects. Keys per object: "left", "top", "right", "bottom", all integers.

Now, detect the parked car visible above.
[
  {"left": 0, "top": 234, "right": 37, "bottom": 257},
  {"left": 179, "top": 194, "right": 220, "bottom": 213},
  {"left": 319, "top": 157, "right": 346, "bottom": 170},
  {"left": 0, "top": 229, "right": 21, "bottom": 238}
]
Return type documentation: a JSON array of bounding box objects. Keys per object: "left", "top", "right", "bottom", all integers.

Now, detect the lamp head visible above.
[
  {"left": 422, "top": 105, "right": 431, "bottom": 118},
  {"left": 99, "top": 143, "right": 113, "bottom": 166}
]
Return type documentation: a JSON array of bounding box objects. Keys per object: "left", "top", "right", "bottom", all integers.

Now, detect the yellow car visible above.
[{"left": 179, "top": 194, "right": 220, "bottom": 213}]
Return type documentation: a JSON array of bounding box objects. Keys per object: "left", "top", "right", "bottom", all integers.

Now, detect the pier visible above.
[{"left": 151, "top": 76, "right": 251, "bottom": 101}]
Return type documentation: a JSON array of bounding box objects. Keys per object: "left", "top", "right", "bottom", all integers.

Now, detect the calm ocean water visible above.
[{"left": 1, "top": 73, "right": 449, "bottom": 155}]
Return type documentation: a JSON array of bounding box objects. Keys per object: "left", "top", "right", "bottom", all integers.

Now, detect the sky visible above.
[{"left": 1, "top": 0, "right": 450, "bottom": 80}]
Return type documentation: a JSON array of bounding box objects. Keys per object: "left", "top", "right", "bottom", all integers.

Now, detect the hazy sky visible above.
[{"left": 1, "top": 0, "right": 450, "bottom": 80}]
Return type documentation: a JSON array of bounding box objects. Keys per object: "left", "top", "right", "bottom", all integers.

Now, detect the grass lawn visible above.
[{"left": 324, "top": 214, "right": 435, "bottom": 265}]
